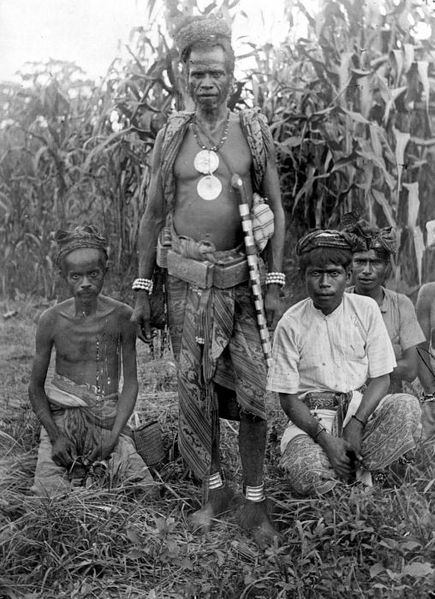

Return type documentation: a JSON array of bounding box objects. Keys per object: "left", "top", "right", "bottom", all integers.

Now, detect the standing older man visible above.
[{"left": 132, "top": 15, "right": 285, "bottom": 541}]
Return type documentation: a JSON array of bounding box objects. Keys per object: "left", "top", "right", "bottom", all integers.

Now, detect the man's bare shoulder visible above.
[
  {"left": 98, "top": 295, "right": 132, "bottom": 314},
  {"left": 38, "top": 299, "right": 74, "bottom": 325}
]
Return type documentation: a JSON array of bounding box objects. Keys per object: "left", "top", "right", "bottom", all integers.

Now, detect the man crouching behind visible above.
[{"left": 29, "top": 225, "right": 156, "bottom": 496}]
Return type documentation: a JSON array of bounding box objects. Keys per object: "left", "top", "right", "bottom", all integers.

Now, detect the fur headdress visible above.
[{"left": 173, "top": 15, "right": 232, "bottom": 62}]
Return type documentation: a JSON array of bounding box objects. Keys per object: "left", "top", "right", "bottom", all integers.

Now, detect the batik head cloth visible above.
[
  {"left": 296, "top": 229, "right": 362, "bottom": 256},
  {"left": 55, "top": 225, "right": 108, "bottom": 266},
  {"left": 341, "top": 217, "right": 396, "bottom": 255},
  {"left": 173, "top": 15, "right": 232, "bottom": 62}
]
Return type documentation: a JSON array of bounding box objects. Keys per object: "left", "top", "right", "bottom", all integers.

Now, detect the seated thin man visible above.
[
  {"left": 267, "top": 230, "right": 421, "bottom": 496},
  {"left": 28, "top": 226, "right": 156, "bottom": 496}
]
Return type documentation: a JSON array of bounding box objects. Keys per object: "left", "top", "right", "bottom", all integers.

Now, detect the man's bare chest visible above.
[
  {"left": 174, "top": 122, "right": 252, "bottom": 182},
  {"left": 54, "top": 316, "right": 120, "bottom": 363}
]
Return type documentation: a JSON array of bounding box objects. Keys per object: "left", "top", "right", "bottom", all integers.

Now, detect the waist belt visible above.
[
  {"left": 303, "top": 391, "right": 351, "bottom": 411},
  {"left": 164, "top": 249, "right": 249, "bottom": 289},
  {"left": 303, "top": 385, "right": 366, "bottom": 411}
]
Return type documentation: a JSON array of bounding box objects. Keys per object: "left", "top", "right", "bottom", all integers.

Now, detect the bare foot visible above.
[
  {"left": 189, "top": 486, "right": 235, "bottom": 533},
  {"left": 238, "top": 499, "right": 280, "bottom": 548}
]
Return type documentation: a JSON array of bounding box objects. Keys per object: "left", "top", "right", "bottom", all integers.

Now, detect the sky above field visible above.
[{"left": 0, "top": 0, "right": 314, "bottom": 82}]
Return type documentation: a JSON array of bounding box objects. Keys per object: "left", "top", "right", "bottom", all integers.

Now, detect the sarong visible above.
[
  {"left": 32, "top": 375, "right": 155, "bottom": 496},
  {"left": 166, "top": 235, "right": 267, "bottom": 480},
  {"left": 280, "top": 392, "right": 421, "bottom": 496}
]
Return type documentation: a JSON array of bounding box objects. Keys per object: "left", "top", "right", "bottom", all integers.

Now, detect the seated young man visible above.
[
  {"left": 344, "top": 219, "right": 425, "bottom": 394},
  {"left": 267, "top": 230, "right": 421, "bottom": 496},
  {"left": 416, "top": 282, "right": 435, "bottom": 440},
  {"left": 29, "top": 225, "right": 156, "bottom": 496}
]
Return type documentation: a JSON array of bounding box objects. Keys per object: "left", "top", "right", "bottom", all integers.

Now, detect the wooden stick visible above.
[{"left": 231, "top": 174, "right": 272, "bottom": 370}]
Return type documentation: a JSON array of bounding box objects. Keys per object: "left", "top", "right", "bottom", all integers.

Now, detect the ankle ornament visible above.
[
  {"left": 208, "top": 472, "right": 224, "bottom": 490},
  {"left": 245, "top": 484, "right": 265, "bottom": 503}
]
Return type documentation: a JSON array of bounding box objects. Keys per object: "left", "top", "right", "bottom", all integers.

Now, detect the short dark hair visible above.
[
  {"left": 183, "top": 39, "right": 235, "bottom": 76},
  {"left": 299, "top": 247, "right": 352, "bottom": 274}
]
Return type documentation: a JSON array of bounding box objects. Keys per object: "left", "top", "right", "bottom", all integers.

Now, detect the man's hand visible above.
[
  {"left": 131, "top": 291, "right": 153, "bottom": 343},
  {"left": 265, "top": 285, "right": 282, "bottom": 330},
  {"left": 87, "top": 435, "right": 117, "bottom": 463},
  {"left": 320, "top": 434, "right": 356, "bottom": 481},
  {"left": 343, "top": 418, "right": 364, "bottom": 460},
  {"left": 52, "top": 434, "right": 78, "bottom": 469}
]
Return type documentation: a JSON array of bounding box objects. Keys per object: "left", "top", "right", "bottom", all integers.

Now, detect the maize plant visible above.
[{"left": 0, "top": 0, "right": 434, "bottom": 298}]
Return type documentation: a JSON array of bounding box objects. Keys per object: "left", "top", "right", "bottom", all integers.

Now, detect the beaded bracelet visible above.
[
  {"left": 132, "top": 278, "right": 153, "bottom": 293},
  {"left": 265, "top": 272, "right": 286, "bottom": 287},
  {"left": 422, "top": 393, "right": 435, "bottom": 403},
  {"left": 351, "top": 414, "right": 366, "bottom": 426}
]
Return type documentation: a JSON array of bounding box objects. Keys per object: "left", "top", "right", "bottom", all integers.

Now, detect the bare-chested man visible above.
[
  {"left": 29, "top": 226, "right": 155, "bottom": 495},
  {"left": 132, "top": 15, "right": 285, "bottom": 543}
]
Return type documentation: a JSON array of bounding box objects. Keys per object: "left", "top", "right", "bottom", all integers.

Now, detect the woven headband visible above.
[
  {"left": 296, "top": 229, "right": 361, "bottom": 255},
  {"left": 55, "top": 226, "right": 107, "bottom": 265}
]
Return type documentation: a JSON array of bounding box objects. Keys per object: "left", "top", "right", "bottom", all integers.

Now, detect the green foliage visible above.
[{"left": 0, "top": 0, "right": 434, "bottom": 298}]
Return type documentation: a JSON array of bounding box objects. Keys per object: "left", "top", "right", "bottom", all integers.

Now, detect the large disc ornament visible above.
[
  {"left": 197, "top": 175, "right": 222, "bottom": 201},
  {"left": 194, "top": 150, "right": 219, "bottom": 175}
]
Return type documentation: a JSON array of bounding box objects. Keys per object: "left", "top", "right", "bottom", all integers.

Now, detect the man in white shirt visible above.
[{"left": 267, "top": 230, "right": 421, "bottom": 496}]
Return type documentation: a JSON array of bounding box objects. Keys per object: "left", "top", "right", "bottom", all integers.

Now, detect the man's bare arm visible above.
[
  {"left": 391, "top": 346, "right": 418, "bottom": 383},
  {"left": 343, "top": 374, "right": 390, "bottom": 459},
  {"left": 113, "top": 309, "right": 139, "bottom": 438},
  {"left": 263, "top": 152, "right": 285, "bottom": 274},
  {"left": 132, "top": 129, "right": 166, "bottom": 342},
  {"left": 28, "top": 310, "right": 77, "bottom": 467},
  {"left": 416, "top": 283, "right": 435, "bottom": 392},
  {"left": 262, "top": 150, "right": 286, "bottom": 329},
  {"left": 137, "top": 129, "right": 166, "bottom": 278}
]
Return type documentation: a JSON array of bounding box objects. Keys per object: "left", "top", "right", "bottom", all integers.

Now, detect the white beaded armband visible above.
[
  {"left": 265, "top": 272, "right": 286, "bottom": 287},
  {"left": 132, "top": 278, "right": 154, "bottom": 293}
]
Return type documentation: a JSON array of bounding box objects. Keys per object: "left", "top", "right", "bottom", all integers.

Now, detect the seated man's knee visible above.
[{"left": 280, "top": 436, "right": 336, "bottom": 496}]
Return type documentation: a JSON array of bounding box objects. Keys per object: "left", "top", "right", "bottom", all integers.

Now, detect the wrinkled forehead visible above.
[
  {"left": 188, "top": 46, "right": 228, "bottom": 71},
  {"left": 64, "top": 247, "right": 106, "bottom": 270}
]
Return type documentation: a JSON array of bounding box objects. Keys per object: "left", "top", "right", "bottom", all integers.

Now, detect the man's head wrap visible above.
[
  {"left": 55, "top": 225, "right": 108, "bottom": 267},
  {"left": 341, "top": 216, "right": 396, "bottom": 256},
  {"left": 296, "top": 229, "right": 363, "bottom": 256},
  {"left": 173, "top": 15, "right": 233, "bottom": 65}
]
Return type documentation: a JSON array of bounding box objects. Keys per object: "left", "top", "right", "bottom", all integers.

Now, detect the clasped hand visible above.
[
  {"left": 323, "top": 431, "right": 362, "bottom": 482},
  {"left": 131, "top": 292, "right": 154, "bottom": 344}
]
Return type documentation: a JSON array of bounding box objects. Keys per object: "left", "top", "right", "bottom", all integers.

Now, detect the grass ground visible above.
[{"left": 0, "top": 298, "right": 434, "bottom": 599}]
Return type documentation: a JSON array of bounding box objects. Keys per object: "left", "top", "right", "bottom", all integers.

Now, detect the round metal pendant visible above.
[
  {"left": 197, "top": 175, "right": 222, "bottom": 201},
  {"left": 194, "top": 150, "right": 219, "bottom": 175}
]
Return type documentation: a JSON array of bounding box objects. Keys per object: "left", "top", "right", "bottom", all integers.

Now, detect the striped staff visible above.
[{"left": 231, "top": 174, "right": 273, "bottom": 370}]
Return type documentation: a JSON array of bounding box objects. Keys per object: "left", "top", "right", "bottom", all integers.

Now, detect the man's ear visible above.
[{"left": 345, "top": 266, "right": 352, "bottom": 284}]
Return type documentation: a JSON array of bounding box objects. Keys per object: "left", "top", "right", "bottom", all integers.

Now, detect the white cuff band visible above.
[{"left": 245, "top": 484, "right": 265, "bottom": 502}]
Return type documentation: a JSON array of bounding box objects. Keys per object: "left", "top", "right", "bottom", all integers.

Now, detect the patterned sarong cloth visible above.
[
  {"left": 32, "top": 375, "right": 154, "bottom": 496},
  {"left": 46, "top": 374, "right": 128, "bottom": 457},
  {"left": 166, "top": 232, "right": 267, "bottom": 480},
  {"left": 280, "top": 391, "right": 421, "bottom": 496}
]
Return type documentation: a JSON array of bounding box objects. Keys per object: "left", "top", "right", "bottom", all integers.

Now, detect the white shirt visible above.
[{"left": 267, "top": 292, "right": 396, "bottom": 397}]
